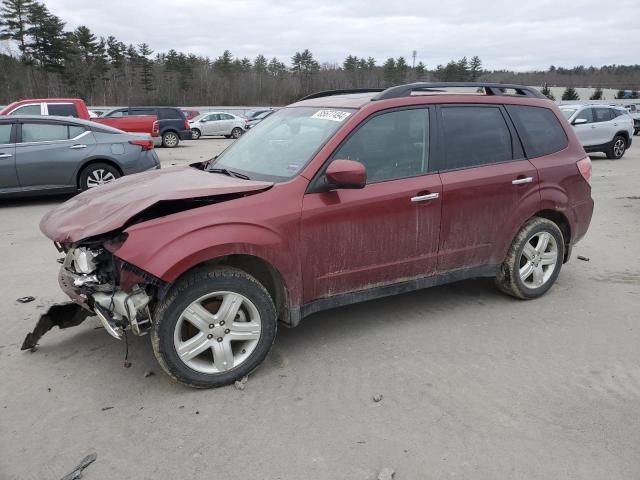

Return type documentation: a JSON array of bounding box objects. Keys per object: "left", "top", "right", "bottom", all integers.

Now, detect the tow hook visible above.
[{"left": 21, "top": 302, "right": 92, "bottom": 351}]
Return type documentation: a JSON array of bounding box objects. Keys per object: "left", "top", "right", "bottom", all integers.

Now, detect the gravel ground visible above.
[{"left": 1, "top": 138, "right": 639, "bottom": 480}]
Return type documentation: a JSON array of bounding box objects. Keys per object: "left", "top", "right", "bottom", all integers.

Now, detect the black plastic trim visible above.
[
  {"left": 300, "top": 88, "right": 385, "bottom": 101},
  {"left": 372, "top": 82, "right": 546, "bottom": 101}
]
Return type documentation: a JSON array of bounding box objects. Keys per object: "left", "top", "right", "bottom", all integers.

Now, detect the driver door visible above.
[{"left": 301, "top": 107, "right": 442, "bottom": 303}]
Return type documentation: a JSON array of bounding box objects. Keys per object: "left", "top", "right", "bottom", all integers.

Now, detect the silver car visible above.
[
  {"left": 560, "top": 104, "right": 634, "bottom": 159},
  {"left": 0, "top": 115, "right": 160, "bottom": 196},
  {"left": 189, "top": 112, "right": 245, "bottom": 140}
]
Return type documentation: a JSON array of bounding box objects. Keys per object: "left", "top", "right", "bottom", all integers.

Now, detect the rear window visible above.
[
  {"left": 48, "top": 103, "right": 78, "bottom": 117},
  {"left": 506, "top": 105, "right": 568, "bottom": 158},
  {"left": 157, "top": 108, "right": 183, "bottom": 120},
  {"left": 441, "top": 106, "right": 513, "bottom": 169}
]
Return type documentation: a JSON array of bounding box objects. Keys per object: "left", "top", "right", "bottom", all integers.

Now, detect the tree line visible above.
[{"left": 1, "top": 0, "right": 639, "bottom": 106}]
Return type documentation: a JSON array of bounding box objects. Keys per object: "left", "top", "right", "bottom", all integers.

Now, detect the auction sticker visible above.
[{"left": 311, "top": 110, "right": 352, "bottom": 122}]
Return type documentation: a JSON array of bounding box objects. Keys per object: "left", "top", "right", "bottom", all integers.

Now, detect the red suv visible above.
[{"left": 28, "top": 83, "right": 594, "bottom": 388}]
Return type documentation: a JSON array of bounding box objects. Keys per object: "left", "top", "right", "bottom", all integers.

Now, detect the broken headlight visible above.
[{"left": 69, "top": 247, "right": 100, "bottom": 274}]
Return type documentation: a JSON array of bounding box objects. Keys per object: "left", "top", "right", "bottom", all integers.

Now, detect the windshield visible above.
[
  {"left": 210, "top": 106, "right": 355, "bottom": 182},
  {"left": 560, "top": 108, "right": 576, "bottom": 119}
]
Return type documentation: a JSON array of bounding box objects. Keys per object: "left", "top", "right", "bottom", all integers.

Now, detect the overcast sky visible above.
[{"left": 43, "top": 0, "right": 638, "bottom": 71}]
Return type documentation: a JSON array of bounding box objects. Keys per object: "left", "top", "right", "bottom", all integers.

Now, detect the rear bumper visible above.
[
  {"left": 569, "top": 197, "right": 594, "bottom": 246},
  {"left": 178, "top": 129, "right": 192, "bottom": 140}
]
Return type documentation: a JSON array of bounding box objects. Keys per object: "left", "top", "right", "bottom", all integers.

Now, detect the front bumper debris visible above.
[{"left": 21, "top": 302, "right": 92, "bottom": 350}]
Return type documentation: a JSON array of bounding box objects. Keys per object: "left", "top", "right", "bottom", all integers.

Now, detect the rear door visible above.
[
  {"left": 218, "top": 113, "right": 236, "bottom": 134},
  {"left": 15, "top": 120, "right": 96, "bottom": 189},
  {"left": 572, "top": 107, "right": 598, "bottom": 146},
  {"left": 593, "top": 107, "right": 616, "bottom": 144},
  {"left": 0, "top": 122, "right": 18, "bottom": 190},
  {"left": 435, "top": 104, "right": 539, "bottom": 271},
  {"left": 301, "top": 107, "right": 442, "bottom": 301}
]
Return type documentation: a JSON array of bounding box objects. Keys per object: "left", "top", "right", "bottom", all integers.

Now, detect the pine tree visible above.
[
  {"left": 267, "top": 57, "right": 285, "bottom": 77},
  {"left": 541, "top": 84, "right": 555, "bottom": 100},
  {"left": 137, "top": 42, "right": 154, "bottom": 94},
  {"left": 343, "top": 54, "right": 358, "bottom": 71},
  {"left": 469, "top": 56, "right": 482, "bottom": 81},
  {"left": 26, "top": 2, "right": 67, "bottom": 72},
  {"left": 415, "top": 61, "right": 426, "bottom": 78},
  {"left": 561, "top": 86, "right": 579, "bottom": 101},
  {"left": 0, "top": 0, "right": 34, "bottom": 59},
  {"left": 589, "top": 87, "right": 603, "bottom": 100},
  {"left": 395, "top": 56, "right": 408, "bottom": 83},
  {"left": 253, "top": 54, "right": 267, "bottom": 74},
  {"left": 382, "top": 57, "right": 395, "bottom": 85},
  {"left": 615, "top": 89, "right": 626, "bottom": 99},
  {"left": 291, "top": 49, "right": 319, "bottom": 92}
]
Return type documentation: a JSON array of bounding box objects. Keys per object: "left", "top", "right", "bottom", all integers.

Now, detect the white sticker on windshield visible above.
[{"left": 311, "top": 110, "right": 352, "bottom": 122}]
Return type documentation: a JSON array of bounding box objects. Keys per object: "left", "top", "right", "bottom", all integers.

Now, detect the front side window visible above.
[
  {"left": 560, "top": 108, "right": 577, "bottom": 120},
  {"left": 22, "top": 123, "right": 68, "bottom": 142},
  {"left": 441, "top": 106, "right": 513, "bottom": 169},
  {"left": 575, "top": 108, "right": 595, "bottom": 124},
  {"left": 212, "top": 106, "right": 354, "bottom": 182},
  {"left": 331, "top": 108, "right": 429, "bottom": 183},
  {"left": 48, "top": 103, "right": 78, "bottom": 117},
  {"left": 506, "top": 105, "right": 568, "bottom": 158},
  {"left": 158, "top": 108, "right": 181, "bottom": 119},
  {"left": 10, "top": 104, "right": 41, "bottom": 116},
  {"left": 0, "top": 124, "right": 12, "bottom": 144},
  {"left": 206, "top": 114, "right": 220, "bottom": 121}
]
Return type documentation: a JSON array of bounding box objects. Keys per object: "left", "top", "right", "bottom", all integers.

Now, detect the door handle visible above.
[
  {"left": 0, "top": 153, "right": 12, "bottom": 159},
  {"left": 69, "top": 144, "right": 87, "bottom": 149},
  {"left": 411, "top": 192, "right": 439, "bottom": 203},
  {"left": 512, "top": 176, "right": 533, "bottom": 185}
]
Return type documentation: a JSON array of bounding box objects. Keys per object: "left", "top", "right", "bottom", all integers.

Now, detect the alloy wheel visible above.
[
  {"left": 613, "top": 138, "right": 625, "bottom": 158},
  {"left": 518, "top": 231, "right": 558, "bottom": 289},
  {"left": 164, "top": 132, "right": 179, "bottom": 147},
  {"left": 173, "top": 291, "right": 262, "bottom": 374},
  {"left": 86, "top": 169, "right": 116, "bottom": 188}
]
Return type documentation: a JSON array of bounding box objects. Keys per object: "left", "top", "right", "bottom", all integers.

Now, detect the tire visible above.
[
  {"left": 78, "top": 162, "right": 121, "bottom": 191},
  {"left": 495, "top": 217, "right": 564, "bottom": 300},
  {"left": 191, "top": 128, "right": 201, "bottom": 140},
  {"left": 231, "top": 127, "right": 244, "bottom": 139},
  {"left": 634, "top": 129, "right": 639, "bottom": 136},
  {"left": 606, "top": 135, "right": 626, "bottom": 159},
  {"left": 162, "top": 131, "right": 180, "bottom": 148},
  {"left": 151, "top": 266, "right": 277, "bottom": 388}
]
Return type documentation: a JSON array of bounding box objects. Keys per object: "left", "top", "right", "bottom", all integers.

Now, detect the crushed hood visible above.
[{"left": 40, "top": 165, "right": 273, "bottom": 243}]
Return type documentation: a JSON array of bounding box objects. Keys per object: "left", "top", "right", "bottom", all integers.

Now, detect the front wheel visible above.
[
  {"left": 606, "top": 135, "right": 626, "bottom": 159},
  {"left": 162, "top": 131, "right": 180, "bottom": 148},
  {"left": 151, "top": 267, "right": 277, "bottom": 388},
  {"left": 231, "top": 127, "right": 244, "bottom": 139},
  {"left": 191, "top": 128, "right": 201, "bottom": 140},
  {"left": 495, "top": 217, "right": 564, "bottom": 299},
  {"left": 79, "top": 162, "right": 121, "bottom": 191}
]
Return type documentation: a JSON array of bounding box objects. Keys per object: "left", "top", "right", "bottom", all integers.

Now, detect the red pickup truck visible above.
[{"left": 0, "top": 98, "right": 160, "bottom": 139}]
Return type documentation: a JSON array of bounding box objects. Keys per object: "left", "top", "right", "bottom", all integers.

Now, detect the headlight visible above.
[{"left": 70, "top": 247, "right": 100, "bottom": 274}]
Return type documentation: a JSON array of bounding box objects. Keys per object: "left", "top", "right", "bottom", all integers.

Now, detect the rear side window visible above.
[
  {"left": 68, "top": 125, "right": 87, "bottom": 138},
  {"left": 10, "top": 104, "right": 41, "bottom": 116},
  {"left": 332, "top": 108, "right": 429, "bottom": 183},
  {"left": 105, "top": 110, "right": 128, "bottom": 118},
  {"left": 506, "top": 105, "right": 568, "bottom": 158},
  {"left": 48, "top": 103, "right": 78, "bottom": 117},
  {"left": 157, "top": 108, "right": 182, "bottom": 119},
  {"left": 594, "top": 108, "right": 613, "bottom": 123},
  {"left": 220, "top": 114, "right": 234, "bottom": 120},
  {"left": 440, "top": 106, "right": 513, "bottom": 169},
  {"left": 0, "top": 124, "right": 12, "bottom": 143},
  {"left": 130, "top": 108, "right": 153, "bottom": 116}
]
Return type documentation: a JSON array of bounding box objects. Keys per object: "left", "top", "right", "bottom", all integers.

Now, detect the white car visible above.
[
  {"left": 560, "top": 104, "right": 633, "bottom": 159},
  {"left": 189, "top": 112, "right": 246, "bottom": 140}
]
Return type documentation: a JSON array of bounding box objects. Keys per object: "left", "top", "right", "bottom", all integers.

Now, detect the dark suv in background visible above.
[
  {"left": 102, "top": 106, "right": 191, "bottom": 147},
  {"left": 32, "top": 82, "right": 594, "bottom": 388}
]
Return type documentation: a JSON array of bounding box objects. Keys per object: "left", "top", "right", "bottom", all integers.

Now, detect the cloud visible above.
[{"left": 44, "top": 0, "right": 637, "bottom": 70}]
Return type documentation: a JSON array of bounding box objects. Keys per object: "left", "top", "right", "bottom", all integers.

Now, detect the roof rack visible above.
[
  {"left": 300, "top": 88, "right": 385, "bottom": 101},
  {"left": 371, "top": 82, "right": 547, "bottom": 101}
]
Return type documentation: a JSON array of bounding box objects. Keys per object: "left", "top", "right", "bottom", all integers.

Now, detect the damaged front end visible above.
[{"left": 22, "top": 236, "right": 165, "bottom": 350}]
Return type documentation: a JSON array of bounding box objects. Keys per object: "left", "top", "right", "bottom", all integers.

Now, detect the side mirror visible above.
[
  {"left": 200, "top": 119, "right": 207, "bottom": 123},
  {"left": 573, "top": 118, "right": 588, "bottom": 125},
  {"left": 325, "top": 159, "right": 366, "bottom": 189}
]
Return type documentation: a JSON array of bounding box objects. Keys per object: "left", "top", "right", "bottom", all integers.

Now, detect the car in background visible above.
[
  {"left": 182, "top": 109, "right": 200, "bottom": 121},
  {"left": 102, "top": 106, "right": 191, "bottom": 148},
  {"left": 622, "top": 104, "right": 640, "bottom": 135},
  {"left": 189, "top": 112, "right": 245, "bottom": 139},
  {"left": 245, "top": 110, "right": 275, "bottom": 129},
  {"left": 560, "top": 104, "right": 633, "bottom": 159},
  {"left": 35, "top": 82, "right": 594, "bottom": 388},
  {"left": 243, "top": 108, "right": 273, "bottom": 121},
  {"left": 0, "top": 98, "right": 161, "bottom": 141},
  {"left": 0, "top": 115, "right": 159, "bottom": 196}
]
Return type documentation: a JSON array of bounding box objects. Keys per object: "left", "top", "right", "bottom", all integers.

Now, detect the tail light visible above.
[
  {"left": 152, "top": 120, "right": 159, "bottom": 136},
  {"left": 577, "top": 157, "right": 591, "bottom": 183},
  {"left": 129, "top": 140, "right": 154, "bottom": 151},
  {"left": 184, "top": 119, "right": 190, "bottom": 130}
]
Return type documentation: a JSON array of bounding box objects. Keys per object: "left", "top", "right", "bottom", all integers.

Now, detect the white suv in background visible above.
[
  {"left": 560, "top": 104, "right": 633, "bottom": 159},
  {"left": 189, "top": 112, "right": 246, "bottom": 139}
]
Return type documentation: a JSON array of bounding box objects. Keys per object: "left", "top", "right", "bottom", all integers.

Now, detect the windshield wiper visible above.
[{"left": 209, "top": 168, "right": 251, "bottom": 180}]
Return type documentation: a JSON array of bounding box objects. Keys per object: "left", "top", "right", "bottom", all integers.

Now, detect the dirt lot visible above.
[{"left": 1, "top": 138, "right": 639, "bottom": 480}]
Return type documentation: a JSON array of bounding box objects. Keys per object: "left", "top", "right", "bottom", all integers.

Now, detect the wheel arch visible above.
[{"left": 530, "top": 209, "right": 572, "bottom": 262}]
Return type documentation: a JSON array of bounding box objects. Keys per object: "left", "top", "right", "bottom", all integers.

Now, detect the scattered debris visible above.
[
  {"left": 21, "top": 303, "right": 91, "bottom": 351},
  {"left": 123, "top": 361, "right": 132, "bottom": 368},
  {"left": 47, "top": 387, "right": 52, "bottom": 392},
  {"left": 577, "top": 255, "right": 590, "bottom": 262},
  {"left": 356, "top": 440, "right": 366, "bottom": 444},
  {"left": 101, "top": 406, "right": 113, "bottom": 411},
  {"left": 16, "top": 296, "right": 35, "bottom": 303},
  {"left": 195, "top": 410, "right": 200, "bottom": 415},
  {"left": 625, "top": 196, "right": 640, "bottom": 200},
  {"left": 60, "top": 452, "right": 97, "bottom": 480},
  {"left": 143, "top": 370, "right": 154, "bottom": 378},
  {"left": 377, "top": 467, "right": 395, "bottom": 480},
  {"left": 234, "top": 375, "right": 249, "bottom": 390},
  {"left": 373, "top": 394, "right": 384, "bottom": 403},
  {"left": 178, "top": 405, "right": 185, "bottom": 409}
]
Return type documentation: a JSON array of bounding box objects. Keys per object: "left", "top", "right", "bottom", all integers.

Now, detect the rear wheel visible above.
[
  {"left": 151, "top": 267, "right": 277, "bottom": 388},
  {"left": 231, "top": 127, "right": 244, "bottom": 139},
  {"left": 495, "top": 217, "right": 564, "bottom": 299},
  {"left": 162, "top": 131, "right": 180, "bottom": 148},
  {"left": 79, "top": 162, "right": 120, "bottom": 191},
  {"left": 191, "top": 128, "right": 201, "bottom": 140},
  {"left": 606, "top": 135, "right": 626, "bottom": 159}
]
